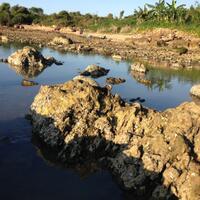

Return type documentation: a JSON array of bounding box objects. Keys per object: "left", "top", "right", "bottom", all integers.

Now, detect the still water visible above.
[{"left": 0, "top": 43, "right": 200, "bottom": 200}]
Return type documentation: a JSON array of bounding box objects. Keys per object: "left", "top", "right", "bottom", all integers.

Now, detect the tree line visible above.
[{"left": 0, "top": 1, "right": 200, "bottom": 32}]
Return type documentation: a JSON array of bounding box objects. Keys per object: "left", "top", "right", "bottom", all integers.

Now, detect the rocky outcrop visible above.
[
  {"left": 8, "top": 47, "right": 57, "bottom": 68},
  {"left": 106, "top": 77, "right": 126, "bottom": 85},
  {"left": 131, "top": 62, "right": 147, "bottom": 73},
  {"left": 7, "top": 47, "right": 62, "bottom": 78},
  {"left": 190, "top": 84, "right": 200, "bottom": 99},
  {"left": 80, "top": 64, "right": 109, "bottom": 78},
  {"left": 29, "top": 78, "right": 200, "bottom": 200}
]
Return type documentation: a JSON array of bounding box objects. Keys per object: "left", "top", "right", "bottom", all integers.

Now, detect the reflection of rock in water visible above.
[
  {"left": 130, "top": 71, "right": 152, "bottom": 86},
  {"left": 28, "top": 77, "right": 200, "bottom": 200},
  {"left": 7, "top": 46, "right": 62, "bottom": 79},
  {"left": 31, "top": 134, "right": 101, "bottom": 179}
]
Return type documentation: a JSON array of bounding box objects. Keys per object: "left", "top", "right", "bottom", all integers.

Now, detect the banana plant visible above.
[
  {"left": 166, "top": 0, "right": 186, "bottom": 22},
  {"left": 146, "top": 0, "right": 167, "bottom": 21},
  {"left": 134, "top": 5, "right": 149, "bottom": 22}
]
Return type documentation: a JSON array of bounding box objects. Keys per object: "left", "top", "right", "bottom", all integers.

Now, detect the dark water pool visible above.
[{"left": 0, "top": 43, "right": 200, "bottom": 200}]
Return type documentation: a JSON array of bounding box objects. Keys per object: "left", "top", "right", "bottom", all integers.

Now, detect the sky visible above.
[{"left": 0, "top": 0, "right": 197, "bottom": 16}]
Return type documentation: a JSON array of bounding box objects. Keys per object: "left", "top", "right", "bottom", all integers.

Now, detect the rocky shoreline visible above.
[
  {"left": 28, "top": 77, "right": 200, "bottom": 200},
  {"left": 1, "top": 27, "right": 200, "bottom": 69}
]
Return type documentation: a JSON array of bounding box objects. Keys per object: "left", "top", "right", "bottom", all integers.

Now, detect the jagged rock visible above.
[
  {"left": 131, "top": 62, "right": 147, "bottom": 73},
  {"left": 29, "top": 78, "right": 200, "bottom": 200},
  {"left": 8, "top": 46, "right": 47, "bottom": 68},
  {"left": 80, "top": 64, "right": 109, "bottom": 78},
  {"left": 190, "top": 84, "right": 200, "bottom": 99},
  {"left": 7, "top": 47, "right": 62, "bottom": 78},
  {"left": 106, "top": 77, "right": 126, "bottom": 85},
  {"left": 50, "top": 37, "right": 73, "bottom": 46},
  {"left": 21, "top": 79, "right": 38, "bottom": 87}
]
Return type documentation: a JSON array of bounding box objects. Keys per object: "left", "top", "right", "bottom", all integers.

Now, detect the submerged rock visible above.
[
  {"left": 106, "top": 77, "right": 126, "bottom": 85},
  {"left": 131, "top": 62, "right": 147, "bottom": 73},
  {"left": 21, "top": 79, "right": 38, "bottom": 87},
  {"left": 190, "top": 84, "right": 200, "bottom": 99},
  {"left": 29, "top": 77, "right": 200, "bottom": 200},
  {"left": 80, "top": 64, "right": 109, "bottom": 78}
]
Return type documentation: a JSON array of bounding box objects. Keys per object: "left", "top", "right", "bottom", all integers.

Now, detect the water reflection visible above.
[{"left": 129, "top": 66, "right": 200, "bottom": 92}]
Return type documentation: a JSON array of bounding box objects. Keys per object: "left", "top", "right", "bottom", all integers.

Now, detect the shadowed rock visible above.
[{"left": 29, "top": 78, "right": 200, "bottom": 200}]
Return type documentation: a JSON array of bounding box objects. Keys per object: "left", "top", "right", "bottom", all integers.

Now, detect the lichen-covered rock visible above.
[
  {"left": 80, "top": 64, "right": 109, "bottom": 78},
  {"left": 190, "top": 84, "right": 200, "bottom": 99},
  {"left": 29, "top": 78, "right": 200, "bottom": 200}
]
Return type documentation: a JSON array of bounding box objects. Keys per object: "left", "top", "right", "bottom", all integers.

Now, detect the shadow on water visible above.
[{"left": 30, "top": 113, "right": 178, "bottom": 200}]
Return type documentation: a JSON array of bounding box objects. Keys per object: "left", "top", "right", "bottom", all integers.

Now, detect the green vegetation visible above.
[{"left": 0, "top": 1, "right": 200, "bottom": 35}]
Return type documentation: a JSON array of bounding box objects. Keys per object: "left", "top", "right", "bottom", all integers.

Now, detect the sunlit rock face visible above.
[
  {"left": 7, "top": 46, "right": 62, "bottom": 79},
  {"left": 190, "top": 84, "right": 200, "bottom": 99},
  {"left": 29, "top": 77, "right": 200, "bottom": 200}
]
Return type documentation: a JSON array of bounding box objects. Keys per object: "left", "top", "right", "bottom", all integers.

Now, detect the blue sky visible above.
[{"left": 0, "top": 0, "right": 197, "bottom": 16}]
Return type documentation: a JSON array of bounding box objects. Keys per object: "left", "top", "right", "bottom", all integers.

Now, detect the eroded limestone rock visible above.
[
  {"left": 29, "top": 78, "right": 200, "bottom": 200},
  {"left": 7, "top": 47, "right": 62, "bottom": 78}
]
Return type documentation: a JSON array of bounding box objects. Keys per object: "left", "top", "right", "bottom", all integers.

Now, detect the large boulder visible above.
[
  {"left": 190, "top": 84, "right": 200, "bottom": 99},
  {"left": 8, "top": 47, "right": 47, "bottom": 68},
  {"left": 29, "top": 77, "right": 200, "bottom": 200},
  {"left": 7, "top": 47, "right": 62, "bottom": 78}
]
